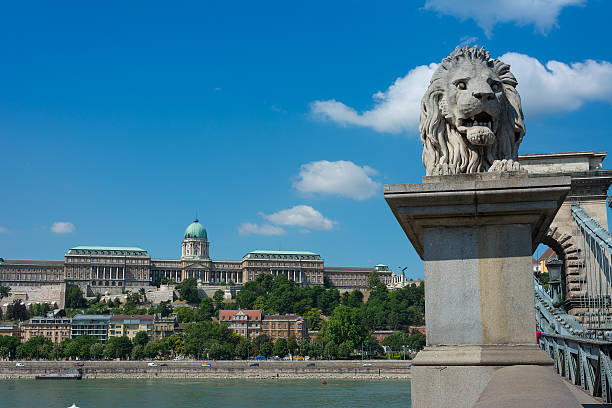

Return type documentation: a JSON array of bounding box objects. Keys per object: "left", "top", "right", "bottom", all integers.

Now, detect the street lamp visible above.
[{"left": 546, "top": 259, "right": 563, "bottom": 308}]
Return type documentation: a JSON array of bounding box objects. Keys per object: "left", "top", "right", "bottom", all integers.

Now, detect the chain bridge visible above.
[{"left": 523, "top": 152, "right": 612, "bottom": 402}]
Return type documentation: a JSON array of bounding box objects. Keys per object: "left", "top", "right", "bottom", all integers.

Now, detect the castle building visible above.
[
  {"left": 64, "top": 246, "right": 151, "bottom": 290},
  {"left": 0, "top": 259, "right": 64, "bottom": 286},
  {"left": 1, "top": 218, "right": 398, "bottom": 293}
]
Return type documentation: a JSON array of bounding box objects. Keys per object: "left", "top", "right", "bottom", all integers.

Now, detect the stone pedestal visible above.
[{"left": 384, "top": 172, "right": 571, "bottom": 408}]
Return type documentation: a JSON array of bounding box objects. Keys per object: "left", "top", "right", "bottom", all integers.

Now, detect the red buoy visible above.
[{"left": 322, "top": 381, "right": 327, "bottom": 385}]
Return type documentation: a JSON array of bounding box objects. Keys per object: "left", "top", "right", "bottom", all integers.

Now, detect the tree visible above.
[
  {"left": 272, "top": 338, "right": 288, "bottom": 358},
  {"left": 338, "top": 341, "right": 354, "bottom": 359},
  {"left": 104, "top": 336, "right": 133, "bottom": 359},
  {"left": 66, "top": 286, "right": 86, "bottom": 309},
  {"left": 260, "top": 341, "right": 273, "bottom": 358},
  {"left": 133, "top": 331, "right": 150, "bottom": 347},
  {"left": 198, "top": 298, "right": 214, "bottom": 320},
  {"left": 287, "top": 335, "right": 298, "bottom": 356},
  {"left": 30, "top": 302, "right": 53, "bottom": 317},
  {"left": 132, "top": 344, "right": 145, "bottom": 360},
  {"left": 182, "top": 321, "right": 238, "bottom": 359},
  {"left": 324, "top": 341, "right": 338, "bottom": 359},
  {"left": 253, "top": 334, "right": 271, "bottom": 349},
  {"left": 0, "top": 285, "right": 11, "bottom": 300},
  {"left": 177, "top": 278, "right": 199, "bottom": 303},
  {"left": 6, "top": 300, "right": 28, "bottom": 321},
  {"left": 304, "top": 308, "right": 322, "bottom": 330},
  {"left": 0, "top": 335, "right": 20, "bottom": 359},
  {"left": 368, "top": 269, "right": 381, "bottom": 290},
  {"left": 323, "top": 305, "right": 368, "bottom": 347},
  {"left": 235, "top": 337, "right": 252, "bottom": 360},
  {"left": 213, "top": 290, "right": 225, "bottom": 310},
  {"left": 21, "top": 336, "right": 53, "bottom": 359},
  {"left": 90, "top": 343, "right": 104, "bottom": 360}
]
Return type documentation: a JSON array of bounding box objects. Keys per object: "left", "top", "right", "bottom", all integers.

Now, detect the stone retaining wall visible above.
[{"left": 0, "top": 360, "right": 412, "bottom": 379}]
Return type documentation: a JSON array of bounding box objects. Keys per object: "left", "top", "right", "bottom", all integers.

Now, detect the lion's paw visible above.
[
  {"left": 488, "top": 159, "right": 523, "bottom": 173},
  {"left": 432, "top": 163, "right": 459, "bottom": 176}
]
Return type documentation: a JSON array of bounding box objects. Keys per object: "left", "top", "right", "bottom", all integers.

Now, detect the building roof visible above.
[
  {"left": 325, "top": 266, "right": 373, "bottom": 272},
  {"left": 67, "top": 246, "right": 148, "bottom": 256},
  {"left": 184, "top": 219, "right": 208, "bottom": 240},
  {"left": 538, "top": 248, "right": 557, "bottom": 262},
  {"left": 219, "top": 309, "right": 262, "bottom": 321},
  {"left": 0, "top": 260, "right": 64, "bottom": 265},
  {"left": 111, "top": 314, "right": 154, "bottom": 322},
  {"left": 262, "top": 314, "right": 303, "bottom": 320},
  {"left": 72, "top": 314, "right": 112, "bottom": 321},
  {"left": 248, "top": 250, "right": 318, "bottom": 255}
]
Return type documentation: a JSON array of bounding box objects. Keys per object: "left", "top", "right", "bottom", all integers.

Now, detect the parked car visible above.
[
  {"left": 73, "top": 362, "right": 84, "bottom": 367},
  {"left": 254, "top": 356, "right": 265, "bottom": 360},
  {"left": 201, "top": 363, "right": 211, "bottom": 367},
  {"left": 147, "top": 362, "right": 157, "bottom": 367},
  {"left": 362, "top": 363, "right": 373, "bottom": 367},
  {"left": 15, "top": 363, "right": 24, "bottom": 367},
  {"left": 249, "top": 362, "right": 259, "bottom": 367},
  {"left": 306, "top": 362, "right": 315, "bottom": 367},
  {"left": 159, "top": 363, "right": 168, "bottom": 366}
]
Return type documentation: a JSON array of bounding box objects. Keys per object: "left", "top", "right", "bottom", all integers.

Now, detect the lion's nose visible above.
[{"left": 473, "top": 91, "right": 494, "bottom": 101}]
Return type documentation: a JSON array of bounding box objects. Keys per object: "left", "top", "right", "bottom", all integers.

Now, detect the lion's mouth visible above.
[
  {"left": 457, "top": 112, "right": 496, "bottom": 146},
  {"left": 457, "top": 112, "right": 494, "bottom": 132}
]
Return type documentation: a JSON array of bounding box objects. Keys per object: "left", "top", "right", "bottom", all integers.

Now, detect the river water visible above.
[{"left": 1, "top": 379, "right": 411, "bottom": 408}]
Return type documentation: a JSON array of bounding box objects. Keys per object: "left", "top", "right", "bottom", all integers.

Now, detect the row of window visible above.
[
  {"left": 1, "top": 268, "right": 61, "bottom": 273},
  {"left": 66, "top": 258, "right": 149, "bottom": 265},
  {"left": 0, "top": 273, "right": 62, "bottom": 281}
]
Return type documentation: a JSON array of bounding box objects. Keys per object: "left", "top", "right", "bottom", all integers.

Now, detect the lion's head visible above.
[{"left": 420, "top": 45, "right": 526, "bottom": 175}]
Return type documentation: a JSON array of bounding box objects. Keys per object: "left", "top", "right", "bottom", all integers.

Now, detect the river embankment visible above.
[{"left": 0, "top": 360, "right": 412, "bottom": 379}]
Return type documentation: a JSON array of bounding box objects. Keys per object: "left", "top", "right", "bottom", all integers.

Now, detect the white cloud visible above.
[
  {"left": 294, "top": 160, "right": 380, "bottom": 200},
  {"left": 424, "top": 0, "right": 584, "bottom": 36},
  {"left": 0, "top": 226, "right": 7, "bottom": 233},
  {"left": 311, "top": 53, "right": 612, "bottom": 134},
  {"left": 500, "top": 52, "right": 612, "bottom": 115},
  {"left": 263, "top": 205, "right": 336, "bottom": 231},
  {"left": 238, "top": 223, "right": 285, "bottom": 236},
  {"left": 51, "top": 221, "right": 74, "bottom": 234},
  {"left": 310, "top": 63, "right": 438, "bottom": 134}
]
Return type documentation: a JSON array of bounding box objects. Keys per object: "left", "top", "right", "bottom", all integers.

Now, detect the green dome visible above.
[{"left": 184, "top": 218, "right": 207, "bottom": 240}]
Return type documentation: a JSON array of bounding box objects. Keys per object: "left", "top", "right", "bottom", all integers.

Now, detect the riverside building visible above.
[
  {"left": 71, "top": 314, "right": 111, "bottom": 343},
  {"left": 22, "top": 316, "right": 71, "bottom": 344},
  {"left": 108, "top": 315, "right": 154, "bottom": 340}
]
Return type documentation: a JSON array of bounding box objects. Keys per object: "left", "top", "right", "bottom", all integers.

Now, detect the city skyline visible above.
[{"left": 1, "top": 2, "right": 612, "bottom": 279}]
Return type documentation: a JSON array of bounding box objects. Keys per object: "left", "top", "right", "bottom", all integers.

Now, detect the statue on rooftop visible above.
[{"left": 420, "top": 45, "right": 526, "bottom": 175}]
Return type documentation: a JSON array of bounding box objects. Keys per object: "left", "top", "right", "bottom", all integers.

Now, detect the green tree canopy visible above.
[
  {"left": 104, "top": 336, "right": 133, "bottom": 359},
  {"left": 6, "top": 300, "right": 28, "bottom": 321},
  {"left": 0, "top": 285, "right": 11, "bottom": 300},
  {"left": 260, "top": 341, "right": 273, "bottom": 358},
  {"left": 323, "top": 305, "right": 369, "bottom": 347},
  {"left": 272, "top": 338, "right": 288, "bottom": 358},
  {"left": 177, "top": 278, "right": 200, "bottom": 303},
  {"left": 66, "top": 286, "right": 87, "bottom": 309},
  {"left": 133, "top": 331, "right": 150, "bottom": 347}
]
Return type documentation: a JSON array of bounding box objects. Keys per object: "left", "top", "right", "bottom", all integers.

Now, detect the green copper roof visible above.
[
  {"left": 248, "top": 250, "right": 318, "bottom": 255},
  {"left": 184, "top": 219, "right": 207, "bottom": 240},
  {"left": 70, "top": 246, "right": 146, "bottom": 251}
]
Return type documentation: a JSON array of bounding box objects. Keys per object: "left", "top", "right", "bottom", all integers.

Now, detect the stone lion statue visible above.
[{"left": 420, "top": 45, "right": 526, "bottom": 175}]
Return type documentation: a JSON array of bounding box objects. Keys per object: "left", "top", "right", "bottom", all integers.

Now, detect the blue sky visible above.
[{"left": 1, "top": 1, "right": 611, "bottom": 279}]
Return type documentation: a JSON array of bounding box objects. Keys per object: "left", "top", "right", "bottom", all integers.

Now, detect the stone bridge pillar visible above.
[
  {"left": 519, "top": 152, "right": 612, "bottom": 323},
  {"left": 385, "top": 172, "right": 571, "bottom": 408}
]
